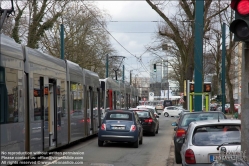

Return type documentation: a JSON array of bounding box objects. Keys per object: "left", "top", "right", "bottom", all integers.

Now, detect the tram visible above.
[{"left": 0, "top": 34, "right": 140, "bottom": 164}]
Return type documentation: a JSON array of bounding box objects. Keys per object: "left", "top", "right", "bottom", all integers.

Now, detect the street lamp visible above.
[
  {"left": 0, "top": 0, "right": 14, "bottom": 30},
  {"left": 162, "top": 44, "right": 170, "bottom": 100}
]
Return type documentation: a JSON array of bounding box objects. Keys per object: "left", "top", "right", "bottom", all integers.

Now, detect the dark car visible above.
[
  {"left": 171, "top": 111, "right": 227, "bottom": 164},
  {"left": 98, "top": 110, "right": 143, "bottom": 148},
  {"left": 129, "top": 108, "right": 159, "bottom": 136}
]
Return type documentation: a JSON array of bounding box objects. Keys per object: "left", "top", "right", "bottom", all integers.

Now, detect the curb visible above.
[
  {"left": 166, "top": 140, "right": 175, "bottom": 166},
  {"left": 166, "top": 135, "right": 175, "bottom": 166}
]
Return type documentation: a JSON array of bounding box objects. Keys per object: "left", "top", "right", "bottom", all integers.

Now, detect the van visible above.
[{"left": 163, "top": 100, "right": 172, "bottom": 108}]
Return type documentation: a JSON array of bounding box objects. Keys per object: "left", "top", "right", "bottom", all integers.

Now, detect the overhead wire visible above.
[{"left": 83, "top": 3, "right": 154, "bottom": 75}]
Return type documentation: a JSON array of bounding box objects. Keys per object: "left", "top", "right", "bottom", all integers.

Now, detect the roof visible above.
[
  {"left": 190, "top": 119, "right": 241, "bottom": 127},
  {"left": 129, "top": 108, "right": 150, "bottom": 111},
  {"left": 182, "top": 111, "right": 224, "bottom": 114}
]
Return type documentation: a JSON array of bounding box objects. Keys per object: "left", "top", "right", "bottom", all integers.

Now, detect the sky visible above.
[{"left": 95, "top": 1, "right": 177, "bottom": 82}]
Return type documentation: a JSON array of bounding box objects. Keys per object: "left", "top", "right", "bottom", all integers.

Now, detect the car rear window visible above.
[
  {"left": 105, "top": 112, "right": 132, "bottom": 121},
  {"left": 192, "top": 125, "right": 241, "bottom": 146},
  {"left": 136, "top": 111, "right": 150, "bottom": 118},
  {"left": 180, "top": 113, "right": 226, "bottom": 127}
]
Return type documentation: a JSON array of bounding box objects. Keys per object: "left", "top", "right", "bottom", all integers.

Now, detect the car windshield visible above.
[
  {"left": 192, "top": 125, "right": 241, "bottom": 146},
  {"left": 180, "top": 113, "right": 226, "bottom": 127},
  {"left": 136, "top": 111, "right": 150, "bottom": 118},
  {"left": 105, "top": 112, "right": 132, "bottom": 121}
]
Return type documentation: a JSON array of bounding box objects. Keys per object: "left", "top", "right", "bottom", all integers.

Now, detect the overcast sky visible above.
[{"left": 95, "top": 1, "right": 177, "bottom": 82}]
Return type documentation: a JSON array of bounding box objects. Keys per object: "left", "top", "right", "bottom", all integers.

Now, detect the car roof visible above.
[
  {"left": 137, "top": 105, "right": 155, "bottom": 108},
  {"left": 129, "top": 108, "right": 149, "bottom": 111},
  {"left": 181, "top": 111, "right": 225, "bottom": 115},
  {"left": 189, "top": 119, "right": 241, "bottom": 127},
  {"left": 105, "top": 109, "right": 134, "bottom": 113}
]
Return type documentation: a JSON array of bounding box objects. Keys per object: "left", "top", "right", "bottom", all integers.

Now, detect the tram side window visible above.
[
  {"left": 93, "top": 92, "right": 98, "bottom": 117},
  {"left": 4, "top": 68, "right": 19, "bottom": 123},
  {"left": 0, "top": 67, "right": 6, "bottom": 123},
  {"left": 34, "top": 74, "right": 42, "bottom": 121},
  {"left": 61, "top": 80, "right": 66, "bottom": 117}
]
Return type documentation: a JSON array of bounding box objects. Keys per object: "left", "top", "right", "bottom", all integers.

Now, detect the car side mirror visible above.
[
  {"left": 156, "top": 115, "right": 159, "bottom": 118},
  {"left": 171, "top": 122, "right": 178, "bottom": 126}
]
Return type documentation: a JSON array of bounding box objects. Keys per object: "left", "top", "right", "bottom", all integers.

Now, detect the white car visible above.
[
  {"left": 163, "top": 106, "right": 184, "bottom": 117},
  {"left": 180, "top": 119, "right": 241, "bottom": 165}
]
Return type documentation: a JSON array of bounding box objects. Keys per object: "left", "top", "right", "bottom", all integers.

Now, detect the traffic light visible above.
[
  {"left": 203, "top": 83, "right": 211, "bottom": 92},
  {"left": 229, "top": 0, "right": 249, "bottom": 42},
  {"left": 154, "top": 64, "right": 156, "bottom": 72},
  {"left": 190, "top": 83, "right": 194, "bottom": 92}
]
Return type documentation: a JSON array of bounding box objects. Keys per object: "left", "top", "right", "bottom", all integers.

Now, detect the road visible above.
[{"left": 22, "top": 114, "right": 177, "bottom": 166}]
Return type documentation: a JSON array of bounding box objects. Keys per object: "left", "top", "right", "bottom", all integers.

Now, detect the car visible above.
[
  {"left": 171, "top": 111, "right": 227, "bottom": 164},
  {"left": 163, "top": 106, "right": 185, "bottom": 117},
  {"left": 98, "top": 110, "right": 143, "bottom": 148},
  {"left": 129, "top": 108, "right": 159, "bottom": 136},
  {"left": 180, "top": 119, "right": 241, "bottom": 166},
  {"left": 216, "top": 104, "right": 230, "bottom": 113},
  {"left": 137, "top": 105, "right": 161, "bottom": 119},
  {"left": 155, "top": 104, "right": 164, "bottom": 110},
  {"left": 163, "top": 100, "right": 173, "bottom": 109}
]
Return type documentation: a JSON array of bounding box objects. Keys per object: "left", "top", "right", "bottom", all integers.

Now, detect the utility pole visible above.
[
  {"left": 194, "top": 0, "right": 204, "bottom": 111},
  {"left": 130, "top": 70, "right": 132, "bottom": 85},
  {"left": 221, "top": 23, "right": 226, "bottom": 113},
  {"left": 241, "top": 42, "right": 249, "bottom": 160},
  {"left": 60, "top": 24, "right": 64, "bottom": 60},
  {"left": 106, "top": 54, "right": 109, "bottom": 78},
  {"left": 123, "top": 65, "right": 125, "bottom": 82}
]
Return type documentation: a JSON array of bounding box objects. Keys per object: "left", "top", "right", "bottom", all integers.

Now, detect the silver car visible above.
[{"left": 180, "top": 119, "right": 241, "bottom": 166}]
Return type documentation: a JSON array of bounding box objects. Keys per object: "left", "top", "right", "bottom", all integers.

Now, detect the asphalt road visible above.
[{"left": 21, "top": 114, "right": 177, "bottom": 166}]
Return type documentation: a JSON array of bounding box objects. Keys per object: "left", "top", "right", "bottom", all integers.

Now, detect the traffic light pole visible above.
[
  {"left": 241, "top": 42, "right": 249, "bottom": 160},
  {"left": 221, "top": 23, "right": 226, "bottom": 113},
  {"left": 194, "top": 0, "right": 204, "bottom": 111}
]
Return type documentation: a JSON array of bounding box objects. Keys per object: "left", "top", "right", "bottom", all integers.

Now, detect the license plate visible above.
[
  {"left": 112, "top": 126, "right": 125, "bottom": 130},
  {"left": 210, "top": 154, "right": 219, "bottom": 162}
]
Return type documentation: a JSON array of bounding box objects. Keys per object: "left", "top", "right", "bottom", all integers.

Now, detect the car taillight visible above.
[
  {"left": 176, "top": 128, "right": 186, "bottom": 137},
  {"left": 130, "top": 125, "right": 136, "bottom": 132},
  {"left": 185, "top": 149, "right": 196, "bottom": 164},
  {"left": 101, "top": 124, "right": 106, "bottom": 130},
  {"left": 144, "top": 118, "right": 153, "bottom": 123}
]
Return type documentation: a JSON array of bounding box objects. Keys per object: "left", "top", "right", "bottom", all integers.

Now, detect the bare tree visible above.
[{"left": 40, "top": 2, "right": 118, "bottom": 77}]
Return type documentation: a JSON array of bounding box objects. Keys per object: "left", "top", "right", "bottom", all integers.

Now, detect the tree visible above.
[
  {"left": 145, "top": 1, "right": 231, "bottom": 108},
  {"left": 40, "top": 2, "right": 119, "bottom": 77}
]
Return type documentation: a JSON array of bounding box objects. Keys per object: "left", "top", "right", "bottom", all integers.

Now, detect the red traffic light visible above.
[
  {"left": 237, "top": 0, "right": 249, "bottom": 16},
  {"left": 230, "top": 0, "right": 249, "bottom": 42}
]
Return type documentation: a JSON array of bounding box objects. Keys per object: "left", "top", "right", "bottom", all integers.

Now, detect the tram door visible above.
[{"left": 43, "top": 78, "right": 57, "bottom": 150}]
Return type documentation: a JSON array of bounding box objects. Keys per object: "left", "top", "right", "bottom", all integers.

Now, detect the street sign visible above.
[{"left": 149, "top": 92, "right": 154, "bottom": 101}]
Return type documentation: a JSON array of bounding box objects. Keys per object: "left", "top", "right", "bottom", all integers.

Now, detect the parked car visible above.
[
  {"left": 155, "top": 104, "right": 164, "bottom": 110},
  {"left": 227, "top": 104, "right": 239, "bottom": 113},
  {"left": 171, "top": 111, "right": 227, "bottom": 164},
  {"left": 163, "top": 106, "right": 185, "bottom": 117},
  {"left": 129, "top": 108, "right": 159, "bottom": 136},
  {"left": 98, "top": 110, "right": 143, "bottom": 148},
  {"left": 180, "top": 119, "right": 241, "bottom": 165},
  {"left": 216, "top": 104, "right": 230, "bottom": 112}
]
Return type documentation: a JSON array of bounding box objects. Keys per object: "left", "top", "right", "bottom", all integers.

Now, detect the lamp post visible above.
[
  {"left": 0, "top": 0, "right": 14, "bottom": 30},
  {"left": 162, "top": 44, "right": 170, "bottom": 100}
]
